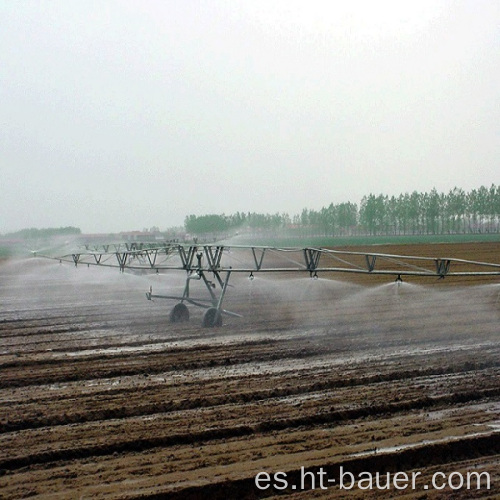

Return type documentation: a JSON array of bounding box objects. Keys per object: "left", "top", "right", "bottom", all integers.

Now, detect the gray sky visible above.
[{"left": 1, "top": 0, "right": 499, "bottom": 234}]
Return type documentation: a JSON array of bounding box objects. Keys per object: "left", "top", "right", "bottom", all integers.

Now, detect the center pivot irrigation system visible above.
[{"left": 38, "top": 243, "right": 500, "bottom": 327}]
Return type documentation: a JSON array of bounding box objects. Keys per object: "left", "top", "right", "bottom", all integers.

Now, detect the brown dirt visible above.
[{"left": 0, "top": 242, "right": 499, "bottom": 498}]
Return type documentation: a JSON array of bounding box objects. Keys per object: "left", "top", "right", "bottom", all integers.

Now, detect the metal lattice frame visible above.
[
  {"left": 41, "top": 243, "right": 500, "bottom": 277},
  {"left": 37, "top": 244, "right": 500, "bottom": 327}
]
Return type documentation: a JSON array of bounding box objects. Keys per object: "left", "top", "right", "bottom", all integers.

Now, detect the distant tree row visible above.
[
  {"left": 4, "top": 226, "right": 81, "bottom": 239},
  {"left": 358, "top": 185, "right": 500, "bottom": 235},
  {"left": 185, "top": 185, "right": 500, "bottom": 237},
  {"left": 184, "top": 212, "right": 291, "bottom": 235}
]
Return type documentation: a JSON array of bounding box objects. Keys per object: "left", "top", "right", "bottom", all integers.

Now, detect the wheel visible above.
[
  {"left": 169, "top": 303, "right": 190, "bottom": 323},
  {"left": 202, "top": 307, "right": 222, "bottom": 328}
]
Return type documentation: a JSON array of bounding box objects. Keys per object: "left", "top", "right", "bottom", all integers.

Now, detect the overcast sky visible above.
[{"left": 1, "top": 0, "right": 499, "bottom": 233}]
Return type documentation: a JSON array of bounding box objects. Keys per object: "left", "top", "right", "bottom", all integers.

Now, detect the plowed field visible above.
[{"left": 0, "top": 242, "right": 499, "bottom": 498}]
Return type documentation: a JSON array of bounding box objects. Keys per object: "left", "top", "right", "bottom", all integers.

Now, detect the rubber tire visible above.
[
  {"left": 169, "top": 303, "right": 190, "bottom": 323},
  {"left": 202, "top": 307, "right": 222, "bottom": 328}
]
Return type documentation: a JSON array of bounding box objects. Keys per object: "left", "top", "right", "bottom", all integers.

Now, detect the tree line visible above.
[
  {"left": 185, "top": 185, "right": 500, "bottom": 237},
  {"left": 3, "top": 226, "right": 81, "bottom": 239}
]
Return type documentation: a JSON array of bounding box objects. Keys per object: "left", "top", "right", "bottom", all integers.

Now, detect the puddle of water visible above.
[{"left": 350, "top": 425, "right": 500, "bottom": 458}]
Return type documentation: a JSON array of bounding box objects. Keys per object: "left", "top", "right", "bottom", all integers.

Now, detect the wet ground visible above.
[{"left": 0, "top": 242, "right": 499, "bottom": 498}]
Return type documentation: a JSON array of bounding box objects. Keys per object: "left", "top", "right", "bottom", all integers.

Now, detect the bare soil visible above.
[{"left": 0, "top": 242, "right": 499, "bottom": 499}]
